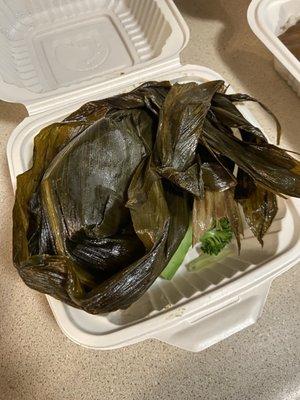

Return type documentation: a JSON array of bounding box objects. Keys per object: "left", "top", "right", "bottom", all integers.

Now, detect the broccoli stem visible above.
[
  {"left": 186, "top": 247, "right": 232, "bottom": 272},
  {"left": 160, "top": 217, "right": 233, "bottom": 280},
  {"left": 160, "top": 224, "right": 192, "bottom": 280}
]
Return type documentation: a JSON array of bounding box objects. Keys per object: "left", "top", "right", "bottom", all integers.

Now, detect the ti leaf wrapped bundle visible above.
[{"left": 13, "top": 80, "right": 300, "bottom": 313}]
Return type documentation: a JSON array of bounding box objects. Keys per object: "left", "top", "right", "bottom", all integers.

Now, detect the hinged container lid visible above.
[{"left": 0, "top": 0, "right": 189, "bottom": 114}]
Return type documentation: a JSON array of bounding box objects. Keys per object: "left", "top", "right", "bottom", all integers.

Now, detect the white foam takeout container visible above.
[
  {"left": 248, "top": 0, "right": 300, "bottom": 95},
  {"left": 4, "top": 0, "right": 300, "bottom": 352}
]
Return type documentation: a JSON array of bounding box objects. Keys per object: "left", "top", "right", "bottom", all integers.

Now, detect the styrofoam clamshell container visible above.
[
  {"left": 4, "top": 0, "right": 300, "bottom": 352},
  {"left": 248, "top": 0, "right": 300, "bottom": 95}
]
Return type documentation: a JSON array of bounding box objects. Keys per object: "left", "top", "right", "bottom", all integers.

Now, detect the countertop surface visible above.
[{"left": 0, "top": 1, "right": 299, "bottom": 399}]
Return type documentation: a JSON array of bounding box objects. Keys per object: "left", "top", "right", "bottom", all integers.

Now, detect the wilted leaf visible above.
[
  {"left": 155, "top": 81, "right": 225, "bottom": 195},
  {"left": 203, "top": 119, "right": 300, "bottom": 197},
  {"left": 12, "top": 80, "right": 300, "bottom": 314}
]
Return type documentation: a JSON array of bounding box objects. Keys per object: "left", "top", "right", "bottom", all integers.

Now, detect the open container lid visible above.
[{"left": 0, "top": 0, "right": 189, "bottom": 113}]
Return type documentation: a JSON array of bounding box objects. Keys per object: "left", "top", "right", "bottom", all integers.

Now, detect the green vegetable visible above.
[
  {"left": 160, "top": 224, "right": 192, "bottom": 280},
  {"left": 199, "top": 217, "right": 233, "bottom": 256},
  {"left": 186, "top": 247, "right": 232, "bottom": 272}
]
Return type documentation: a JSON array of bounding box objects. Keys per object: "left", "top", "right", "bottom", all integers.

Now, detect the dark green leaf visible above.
[
  {"left": 13, "top": 80, "right": 300, "bottom": 314},
  {"left": 225, "top": 93, "right": 281, "bottom": 144},
  {"left": 203, "top": 119, "right": 300, "bottom": 197},
  {"left": 155, "top": 80, "right": 225, "bottom": 195}
]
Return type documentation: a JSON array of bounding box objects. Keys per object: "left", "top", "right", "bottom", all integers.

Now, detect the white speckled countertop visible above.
[{"left": 0, "top": 1, "right": 299, "bottom": 399}]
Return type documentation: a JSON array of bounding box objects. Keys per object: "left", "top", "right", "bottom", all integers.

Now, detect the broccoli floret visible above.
[{"left": 200, "top": 217, "right": 233, "bottom": 256}]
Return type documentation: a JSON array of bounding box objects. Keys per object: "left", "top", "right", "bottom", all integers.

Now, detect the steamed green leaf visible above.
[{"left": 12, "top": 80, "right": 300, "bottom": 314}]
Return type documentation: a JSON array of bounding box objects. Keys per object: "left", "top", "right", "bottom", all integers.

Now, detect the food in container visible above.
[
  {"left": 4, "top": 0, "right": 300, "bottom": 351},
  {"left": 278, "top": 21, "right": 300, "bottom": 61}
]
